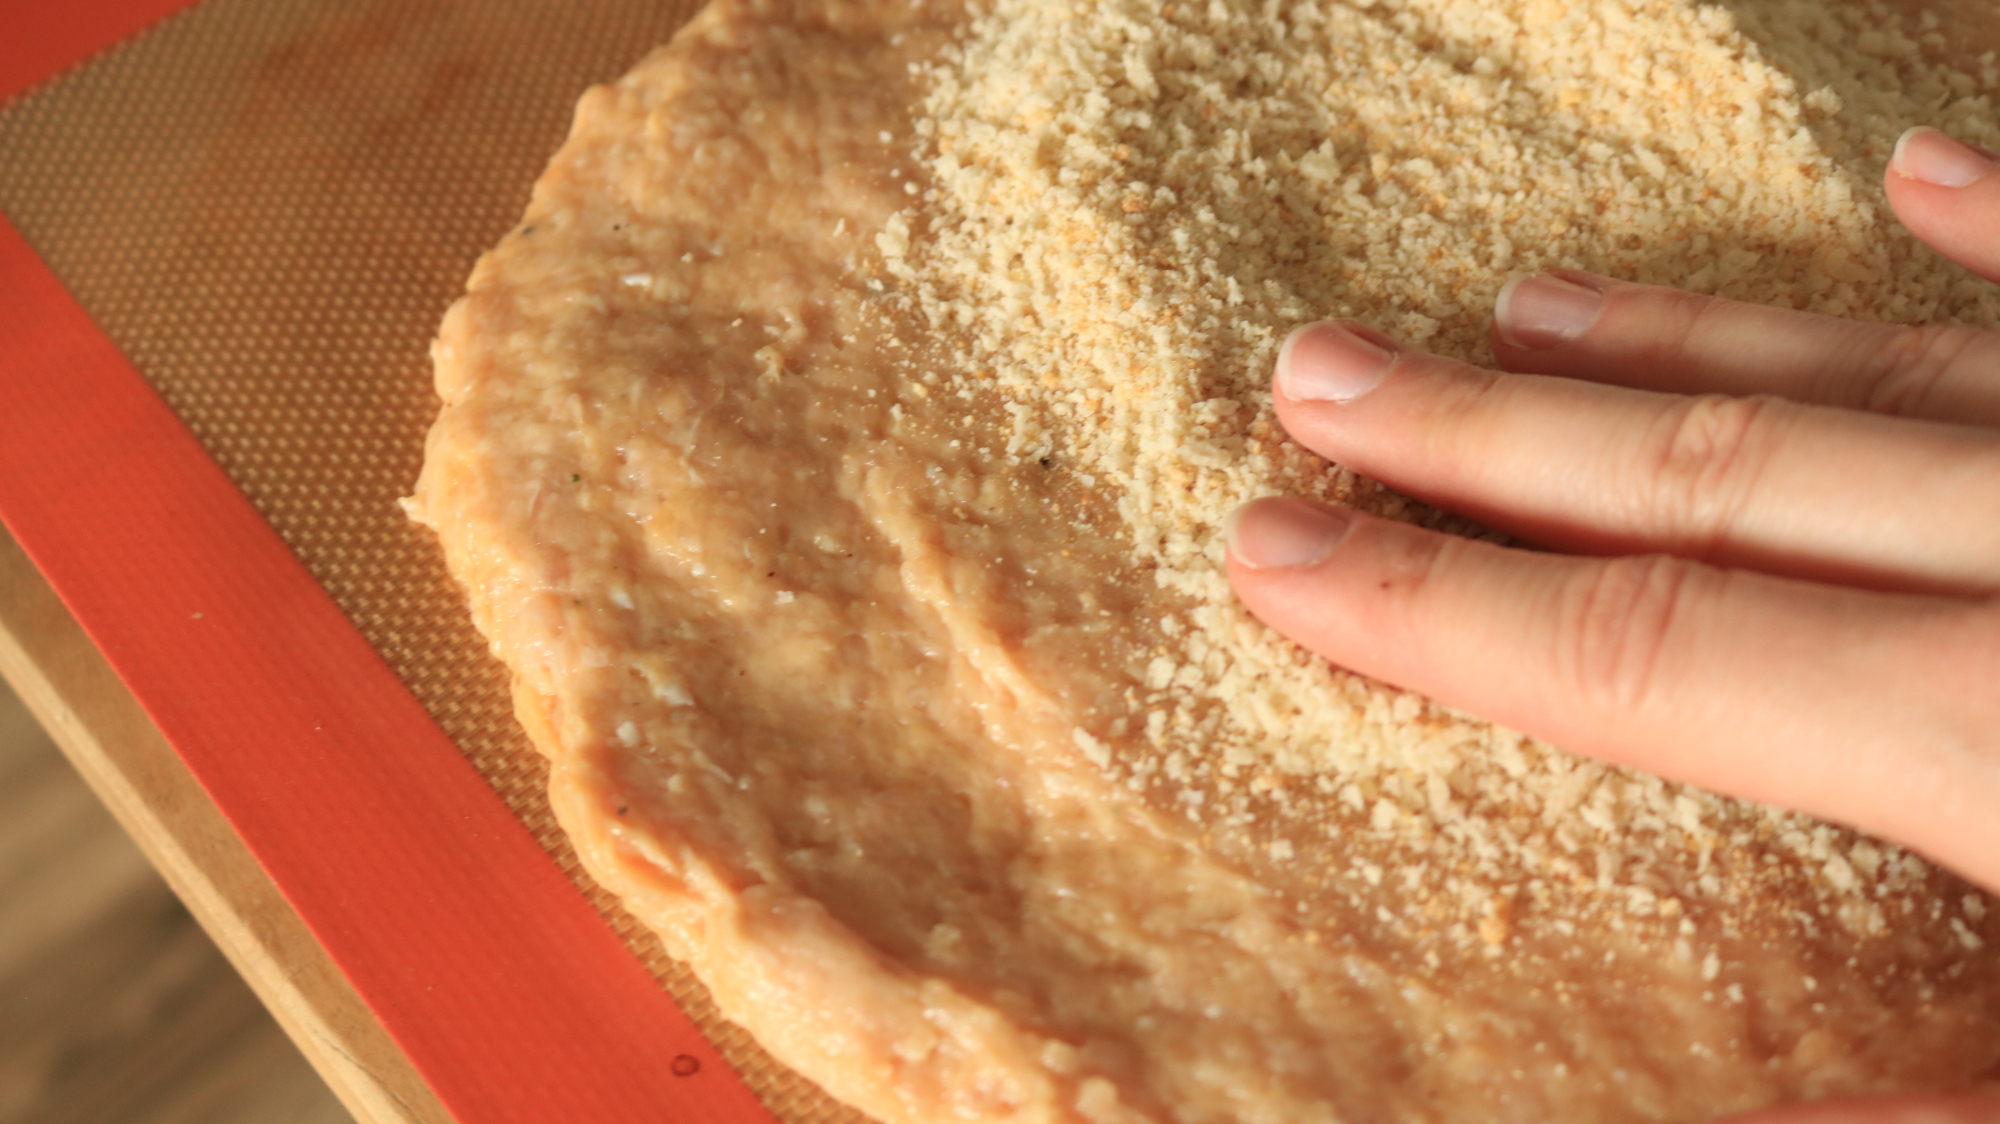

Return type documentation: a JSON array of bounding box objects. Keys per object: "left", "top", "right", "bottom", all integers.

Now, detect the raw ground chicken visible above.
[
  {"left": 885, "top": 0, "right": 2000, "bottom": 945},
  {"left": 411, "top": 0, "right": 2000, "bottom": 1120}
]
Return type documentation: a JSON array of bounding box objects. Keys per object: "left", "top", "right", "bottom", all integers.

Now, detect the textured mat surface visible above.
[{"left": 0, "top": 3, "right": 864, "bottom": 1121}]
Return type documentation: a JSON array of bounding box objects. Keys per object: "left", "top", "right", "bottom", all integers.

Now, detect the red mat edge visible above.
[
  {"left": 0, "top": 9, "right": 781, "bottom": 1123},
  {"left": 1, "top": 0, "right": 201, "bottom": 104}
]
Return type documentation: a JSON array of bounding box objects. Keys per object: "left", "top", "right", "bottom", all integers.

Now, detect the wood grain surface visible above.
[
  {"left": 0, "top": 523, "right": 449, "bottom": 1124},
  {"left": 0, "top": 669, "right": 353, "bottom": 1124}
]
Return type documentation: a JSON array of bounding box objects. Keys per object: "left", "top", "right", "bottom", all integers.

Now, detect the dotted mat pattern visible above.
[{"left": 0, "top": 3, "right": 866, "bottom": 1122}]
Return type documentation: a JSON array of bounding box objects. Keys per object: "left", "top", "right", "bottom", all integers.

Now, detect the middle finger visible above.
[
  {"left": 1274, "top": 320, "right": 2000, "bottom": 595},
  {"left": 1489, "top": 271, "right": 2000, "bottom": 427}
]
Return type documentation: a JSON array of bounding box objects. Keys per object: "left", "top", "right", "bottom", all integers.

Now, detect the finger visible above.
[
  {"left": 1223, "top": 497, "right": 2000, "bottom": 894},
  {"left": 1274, "top": 320, "right": 2000, "bottom": 595},
  {"left": 1885, "top": 127, "right": 2000, "bottom": 286},
  {"left": 1711, "top": 1094, "right": 2000, "bottom": 1124},
  {"left": 1488, "top": 270, "right": 2000, "bottom": 427}
]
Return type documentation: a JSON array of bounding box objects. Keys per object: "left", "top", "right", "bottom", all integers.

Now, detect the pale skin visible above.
[{"left": 1225, "top": 126, "right": 2000, "bottom": 1123}]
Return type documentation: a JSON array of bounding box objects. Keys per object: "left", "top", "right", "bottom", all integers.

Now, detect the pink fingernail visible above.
[
  {"left": 1495, "top": 272, "right": 1608, "bottom": 350},
  {"left": 1226, "top": 497, "right": 1352, "bottom": 569},
  {"left": 1892, "top": 126, "right": 1997, "bottom": 188},
  {"left": 1276, "top": 321, "right": 1398, "bottom": 403}
]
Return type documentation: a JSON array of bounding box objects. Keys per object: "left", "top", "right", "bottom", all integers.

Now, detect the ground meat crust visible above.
[{"left": 409, "top": 2, "right": 2000, "bottom": 1122}]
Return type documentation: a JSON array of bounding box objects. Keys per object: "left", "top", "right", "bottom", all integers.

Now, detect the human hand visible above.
[
  {"left": 1225, "top": 125, "right": 2000, "bottom": 907},
  {"left": 1225, "top": 124, "right": 2000, "bottom": 1124}
]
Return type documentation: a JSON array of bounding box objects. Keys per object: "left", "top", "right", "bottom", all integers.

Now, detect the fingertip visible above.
[
  {"left": 1223, "top": 498, "right": 1372, "bottom": 671},
  {"left": 1890, "top": 126, "right": 1999, "bottom": 188},
  {"left": 1223, "top": 502, "right": 1433, "bottom": 690},
  {"left": 1224, "top": 496, "right": 1353, "bottom": 571},
  {"left": 1224, "top": 512, "right": 1567, "bottom": 745},
  {"left": 1885, "top": 126, "right": 2000, "bottom": 284},
  {"left": 1274, "top": 321, "right": 1399, "bottom": 404},
  {"left": 1491, "top": 271, "right": 1610, "bottom": 351},
  {"left": 1273, "top": 323, "right": 1307, "bottom": 392},
  {"left": 1492, "top": 275, "right": 1527, "bottom": 346}
]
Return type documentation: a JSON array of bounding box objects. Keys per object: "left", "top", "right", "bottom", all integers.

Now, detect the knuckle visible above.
[
  {"left": 1555, "top": 555, "right": 1705, "bottom": 717},
  {"left": 1854, "top": 325, "right": 1985, "bottom": 417},
  {"left": 1623, "top": 286, "right": 1717, "bottom": 370},
  {"left": 1646, "top": 392, "right": 1787, "bottom": 551}
]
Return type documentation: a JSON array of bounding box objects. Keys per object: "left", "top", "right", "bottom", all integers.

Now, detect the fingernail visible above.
[
  {"left": 1226, "top": 497, "right": 1352, "bottom": 569},
  {"left": 1494, "top": 271, "right": 1608, "bottom": 349},
  {"left": 1892, "top": 126, "right": 1997, "bottom": 188},
  {"left": 1276, "top": 321, "right": 1397, "bottom": 403}
]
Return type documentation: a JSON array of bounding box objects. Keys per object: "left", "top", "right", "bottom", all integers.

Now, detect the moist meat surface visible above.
[{"left": 408, "top": 2, "right": 2000, "bottom": 1121}]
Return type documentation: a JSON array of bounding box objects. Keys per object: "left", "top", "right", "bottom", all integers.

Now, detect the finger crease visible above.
[
  {"left": 1647, "top": 394, "right": 1781, "bottom": 559},
  {"left": 1860, "top": 326, "right": 1981, "bottom": 418},
  {"left": 1562, "top": 555, "right": 1699, "bottom": 718}
]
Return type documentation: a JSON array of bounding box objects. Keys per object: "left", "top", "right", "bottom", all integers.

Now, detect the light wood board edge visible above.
[{"left": 0, "top": 523, "right": 454, "bottom": 1124}]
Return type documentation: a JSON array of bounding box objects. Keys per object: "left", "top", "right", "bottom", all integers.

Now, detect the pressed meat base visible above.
[{"left": 407, "top": 2, "right": 2000, "bottom": 1121}]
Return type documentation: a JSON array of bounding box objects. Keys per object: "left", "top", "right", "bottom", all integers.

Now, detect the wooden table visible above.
[{"left": 0, "top": 526, "right": 450, "bottom": 1124}]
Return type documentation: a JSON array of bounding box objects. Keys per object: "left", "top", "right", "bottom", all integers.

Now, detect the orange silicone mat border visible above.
[
  {"left": 0, "top": 9, "right": 778, "bottom": 1124},
  {"left": 0, "top": 0, "right": 195, "bottom": 100}
]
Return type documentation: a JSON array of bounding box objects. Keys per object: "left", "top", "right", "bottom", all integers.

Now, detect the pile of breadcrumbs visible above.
[{"left": 881, "top": 0, "right": 2000, "bottom": 947}]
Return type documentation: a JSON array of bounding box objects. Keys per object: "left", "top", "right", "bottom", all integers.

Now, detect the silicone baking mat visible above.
[{"left": 0, "top": 1, "right": 862, "bottom": 1121}]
